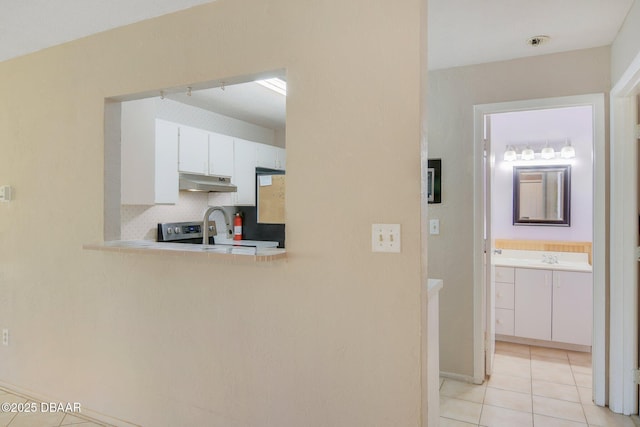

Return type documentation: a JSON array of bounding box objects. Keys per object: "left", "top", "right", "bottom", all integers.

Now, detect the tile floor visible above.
[
  {"left": 0, "top": 387, "right": 110, "bottom": 427},
  {"left": 440, "top": 341, "right": 638, "bottom": 427}
]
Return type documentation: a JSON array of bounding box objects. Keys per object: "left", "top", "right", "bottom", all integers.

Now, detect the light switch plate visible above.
[
  {"left": 0, "top": 185, "right": 12, "bottom": 202},
  {"left": 372, "top": 224, "right": 401, "bottom": 253},
  {"left": 429, "top": 219, "right": 440, "bottom": 235}
]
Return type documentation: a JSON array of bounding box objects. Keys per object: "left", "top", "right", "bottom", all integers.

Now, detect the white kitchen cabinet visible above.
[
  {"left": 120, "top": 96, "right": 179, "bottom": 205},
  {"left": 256, "top": 143, "right": 286, "bottom": 170},
  {"left": 233, "top": 138, "right": 257, "bottom": 205},
  {"left": 154, "top": 120, "right": 180, "bottom": 204},
  {"left": 552, "top": 271, "right": 593, "bottom": 346},
  {"left": 208, "top": 132, "right": 234, "bottom": 177},
  {"left": 178, "top": 125, "right": 209, "bottom": 174},
  {"left": 514, "top": 268, "right": 552, "bottom": 341}
]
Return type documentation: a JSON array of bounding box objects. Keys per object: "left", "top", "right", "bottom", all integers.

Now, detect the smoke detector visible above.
[{"left": 527, "top": 35, "right": 550, "bottom": 47}]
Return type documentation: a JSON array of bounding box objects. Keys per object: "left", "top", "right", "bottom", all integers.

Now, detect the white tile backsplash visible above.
[{"left": 120, "top": 191, "right": 209, "bottom": 240}]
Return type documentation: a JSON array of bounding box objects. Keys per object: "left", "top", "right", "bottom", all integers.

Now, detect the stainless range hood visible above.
[{"left": 179, "top": 173, "right": 237, "bottom": 193}]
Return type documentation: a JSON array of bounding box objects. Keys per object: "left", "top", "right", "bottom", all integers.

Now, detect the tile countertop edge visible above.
[{"left": 82, "top": 242, "right": 287, "bottom": 262}]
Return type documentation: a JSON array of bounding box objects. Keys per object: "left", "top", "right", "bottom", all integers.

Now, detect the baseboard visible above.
[
  {"left": 440, "top": 371, "right": 483, "bottom": 385},
  {"left": 0, "top": 380, "right": 140, "bottom": 427},
  {"left": 496, "top": 334, "right": 591, "bottom": 353}
]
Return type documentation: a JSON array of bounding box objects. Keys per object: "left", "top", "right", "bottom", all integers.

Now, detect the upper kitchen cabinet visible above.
[
  {"left": 121, "top": 98, "right": 179, "bottom": 205},
  {"left": 208, "top": 132, "right": 234, "bottom": 177},
  {"left": 233, "top": 138, "right": 258, "bottom": 205},
  {"left": 256, "top": 143, "right": 286, "bottom": 170},
  {"left": 178, "top": 125, "right": 209, "bottom": 175}
]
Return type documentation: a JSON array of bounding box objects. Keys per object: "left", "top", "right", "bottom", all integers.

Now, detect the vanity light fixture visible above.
[
  {"left": 560, "top": 140, "right": 576, "bottom": 159},
  {"left": 540, "top": 142, "right": 555, "bottom": 160},
  {"left": 521, "top": 146, "right": 535, "bottom": 161},
  {"left": 504, "top": 146, "right": 517, "bottom": 162}
]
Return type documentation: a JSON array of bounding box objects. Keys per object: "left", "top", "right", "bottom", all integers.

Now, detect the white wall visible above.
[
  {"left": 491, "top": 106, "right": 593, "bottom": 242},
  {"left": 428, "top": 46, "right": 610, "bottom": 377}
]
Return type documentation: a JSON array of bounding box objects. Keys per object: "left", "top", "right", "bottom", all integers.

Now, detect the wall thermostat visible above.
[{"left": 0, "top": 185, "right": 13, "bottom": 202}]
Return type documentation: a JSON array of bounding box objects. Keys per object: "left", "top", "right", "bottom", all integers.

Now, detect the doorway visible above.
[{"left": 472, "top": 94, "right": 607, "bottom": 405}]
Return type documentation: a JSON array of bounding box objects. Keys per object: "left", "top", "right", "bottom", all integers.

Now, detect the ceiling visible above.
[
  {"left": 428, "top": 0, "right": 634, "bottom": 70},
  {"left": 0, "top": 0, "right": 634, "bottom": 127}
]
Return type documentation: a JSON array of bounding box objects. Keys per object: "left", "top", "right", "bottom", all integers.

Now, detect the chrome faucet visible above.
[
  {"left": 542, "top": 254, "right": 559, "bottom": 264},
  {"left": 202, "top": 206, "right": 232, "bottom": 245}
]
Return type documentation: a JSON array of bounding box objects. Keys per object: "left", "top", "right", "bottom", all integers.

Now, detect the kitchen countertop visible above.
[{"left": 83, "top": 240, "right": 286, "bottom": 261}]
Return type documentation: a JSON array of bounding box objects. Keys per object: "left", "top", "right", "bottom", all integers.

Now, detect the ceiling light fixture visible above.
[{"left": 256, "top": 78, "right": 287, "bottom": 96}]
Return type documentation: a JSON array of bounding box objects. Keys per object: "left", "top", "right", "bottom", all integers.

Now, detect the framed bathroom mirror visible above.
[{"left": 513, "top": 165, "right": 571, "bottom": 226}]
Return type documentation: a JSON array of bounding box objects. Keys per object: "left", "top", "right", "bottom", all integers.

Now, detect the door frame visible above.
[
  {"left": 609, "top": 50, "right": 640, "bottom": 415},
  {"left": 472, "top": 94, "right": 607, "bottom": 404}
]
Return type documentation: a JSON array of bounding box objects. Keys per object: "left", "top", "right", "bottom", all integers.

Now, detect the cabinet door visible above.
[
  {"left": 495, "top": 308, "right": 514, "bottom": 336},
  {"left": 208, "top": 132, "right": 234, "bottom": 177},
  {"left": 552, "top": 271, "right": 593, "bottom": 346},
  {"left": 276, "top": 147, "right": 286, "bottom": 170},
  {"left": 178, "top": 126, "right": 209, "bottom": 174},
  {"left": 154, "top": 120, "right": 179, "bottom": 204},
  {"left": 514, "top": 268, "right": 552, "bottom": 341},
  {"left": 495, "top": 282, "right": 514, "bottom": 310},
  {"left": 256, "top": 143, "right": 278, "bottom": 169},
  {"left": 233, "top": 138, "right": 257, "bottom": 205}
]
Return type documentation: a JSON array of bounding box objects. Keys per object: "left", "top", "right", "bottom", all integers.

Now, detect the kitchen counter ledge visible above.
[{"left": 83, "top": 240, "right": 286, "bottom": 262}]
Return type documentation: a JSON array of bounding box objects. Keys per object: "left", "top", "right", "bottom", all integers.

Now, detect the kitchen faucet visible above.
[{"left": 202, "top": 206, "right": 232, "bottom": 245}]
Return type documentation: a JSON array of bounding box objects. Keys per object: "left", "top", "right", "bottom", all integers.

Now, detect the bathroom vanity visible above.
[{"left": 493, "top": 249, "right": 592, "bottom": 349}]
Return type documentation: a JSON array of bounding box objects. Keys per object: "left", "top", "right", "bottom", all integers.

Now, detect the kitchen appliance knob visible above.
[
  {"left": 209, "top": 226, "right": 215, "bottom": 232},
  {"left": 167, "top": 228, "right": 173, "bottom": 234},
  {"left": 174, "top": 227, "right": 181, "bottom": 234}
]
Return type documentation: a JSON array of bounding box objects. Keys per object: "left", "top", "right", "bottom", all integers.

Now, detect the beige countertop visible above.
[{"left": 83, "top": 240, "right": 286, "bottom": 261}]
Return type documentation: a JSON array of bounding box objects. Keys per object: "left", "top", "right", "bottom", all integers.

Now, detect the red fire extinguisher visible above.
[{"left": 233, "top": 213, "right": 243, "bottom": 241}]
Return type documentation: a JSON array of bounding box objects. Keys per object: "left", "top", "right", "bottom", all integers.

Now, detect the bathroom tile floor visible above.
[
  {"left": 440, "top": 341, "right": 639, "bottom": 427},
  {"left": 0, "top": 387, "right": 111, "bottom": 427}
]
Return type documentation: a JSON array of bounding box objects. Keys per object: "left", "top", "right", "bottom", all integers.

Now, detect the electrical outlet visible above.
[
  {"left": 2, "top": 329, "right": 8, "bottom": 346},
  {"left": 371, "top": 224, "right": 401, "bottom": 253}
]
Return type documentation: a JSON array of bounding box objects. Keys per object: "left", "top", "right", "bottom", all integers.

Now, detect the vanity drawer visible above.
[
  {"left": 495, "top": 282, "right": 514, "bottom": 310},
  {"left": 495, "top": 266, "right": 515, "bottom": 283},
  {"left": 496, "top": 308, "right": 514, "bottom": 336}
]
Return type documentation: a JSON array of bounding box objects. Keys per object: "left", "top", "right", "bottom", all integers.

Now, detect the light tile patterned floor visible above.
[
  {"left": 0, "top": 387, "right": 110, "bottom": 427},
  {"left": 440, "top": 342, "right": 637, "bottom": 427}
]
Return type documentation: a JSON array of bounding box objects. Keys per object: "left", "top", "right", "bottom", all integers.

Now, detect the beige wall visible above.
[
  {"left": 428, "top": 46, "right": 610, "bottom": 377},
  {"left": 0, "top": 1, "right": 426, "bottom": 426}
]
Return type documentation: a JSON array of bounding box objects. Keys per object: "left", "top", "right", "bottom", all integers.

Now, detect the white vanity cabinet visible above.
[
  {"left": 552, "top": 271, "right": 593, "bottom": 346},
  {"left": 178, "top": 125, "right": 209, "bottom": 175},
  {"left": 514, "top": 268, "right": 553, "bottom": 341},
  {"left": 494, "top": 267, "right": 515, "bottom": 336},
  {"left": 504, "top": 266, "right": 592, "bottom": 347}
]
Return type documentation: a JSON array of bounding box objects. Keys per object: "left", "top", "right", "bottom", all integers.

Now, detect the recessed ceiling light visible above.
[{"left": 527, "top": 35, "right": 550, "bottom": 47}]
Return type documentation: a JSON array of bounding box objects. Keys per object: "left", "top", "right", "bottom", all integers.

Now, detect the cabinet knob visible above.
[
  {"left": 497, "top": 319, "right": 503, "bottom": 325},
  {"left": 497, "top": 292, "right": 503, "bottom": 298}
]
